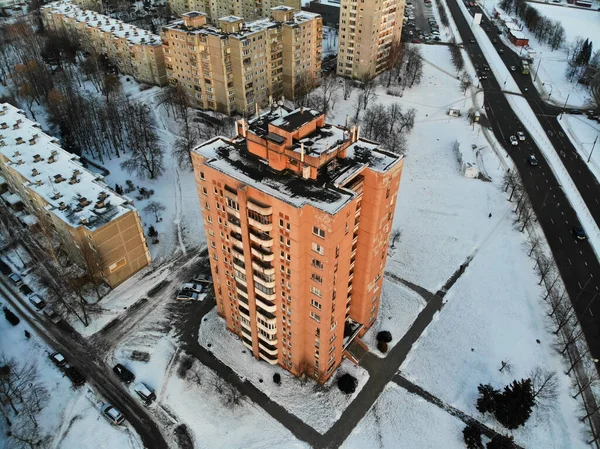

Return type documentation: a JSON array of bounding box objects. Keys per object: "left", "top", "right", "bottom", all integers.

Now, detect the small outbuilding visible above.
[{"left": 508, "top": 30, "right": 529, "bottom": 47}]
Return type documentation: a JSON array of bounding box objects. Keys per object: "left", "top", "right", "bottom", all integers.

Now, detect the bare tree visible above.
[
  {"left": 343, "top": 78, "right": 354, "bottom": 101},
  {"left": 524, "top": 235, "right": 541, "bottom": 257},
  {"left": 360, "top": 74, "right": 377, "bottom": 110},
  {"left": 390, "top": 229, "right": 402, "bottom": 249},
  {"left": 144, "top": 201, "right": 166, "bottom": 222},
  {"left": 534, "top": 253, "right": 556, "bottom": 286},
  {"left": 121, "top": 103, "right": 164, "bottom": 179},
  {"left": 499, "top": 360, "right": 513, "bottom": 374},
  {"left": 517, "top": 198, "right": 535, "bottom": 232},
  {"left": 529, "top": 366, "right": 559, "bottom": 406},
  {"left": 309, "top": 72, "right": 340, "bottom": 114},
  {"left": 460, "top": 72, "right": 472, "bottom": 94}
]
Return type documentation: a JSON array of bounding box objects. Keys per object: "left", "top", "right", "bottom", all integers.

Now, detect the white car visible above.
[
  {"left": 509, "top": 135, "right": 518, "bottom": 146},
  {"left": 517, "top": 131, "right": 526, "bottom": 141},
  {"left": 180, "top": 282, "right": 203, "bottom": 294},
  {"left": 101, "top": 404, "right": 125, "bottom": 425},
  {"left": 176, "top": 291, "right": 199, "bottom": 301},
  {"left": 8, "top": 273, "right": 22, "bottom": 286}
]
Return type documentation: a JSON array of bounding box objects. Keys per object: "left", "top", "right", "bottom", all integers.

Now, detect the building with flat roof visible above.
[
  {"left": 0, "top": 103, "right": 151, "bottom": 288},
  {"left": 336, "top": 0, "right": 405, "bottom": 79},
  {"left": 162, "top": 8, "right": 322, "bottom": 116},
  {"left": 191, "top": 106, "right": 404, "bottom": 382},
  {"left": 305, "top": 0, "right": 340, "bottom": 27},
  {"left": 42, "top": 1, "right": 167, "bottom": 86},
  {"left": 169, "top": 0, "right": 301, "bottom": 21}
]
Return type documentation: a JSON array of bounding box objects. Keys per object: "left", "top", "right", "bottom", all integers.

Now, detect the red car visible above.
[{"left": 412, "top": 39, "right": 421, "bottom": 43}]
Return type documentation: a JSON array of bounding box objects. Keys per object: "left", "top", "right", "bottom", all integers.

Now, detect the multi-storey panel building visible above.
[
  {"left": 162, "top": 8, "right": 322, "bottom": 116},
  {"left": 169, "top": 0, "right": 301, "bottom": 21},
  {"left": 42, "top": 1, "right": 167, "bottom": 86},
  {"left": 336, "top": 0, "right": 404, "bottom": 79},
  {"left": 0, "top": 103, "right": 151, "bottom": 288},
  {"left": 191, "top": 106, "right": 403, "bottom": 382}
]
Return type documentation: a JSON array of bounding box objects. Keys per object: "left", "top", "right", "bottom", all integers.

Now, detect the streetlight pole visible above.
[
  {"left": 533, "top": 59, "right": 542, "bottom": 82},
  {"left": 588, "top": 135, "right": 598, "bottom": 164},
  {"left": 560, "top": 92, "right": 570, "bottom": 119}
]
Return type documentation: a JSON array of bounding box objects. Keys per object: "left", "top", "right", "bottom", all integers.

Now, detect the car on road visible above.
[
  {"left": 113, "top": 364, "right": 135, "bottom": 384},
  {"left": 527, "top": 155, "right": 538, "bottom": 166},
  {"left": 28, "top": 294, "right": 46, "bottom": 310},
  {"left": 49, "top": 352, "right": 67, "bottom": 368},
  {"left": 510, "top": 65, "right": 516, "bottom": 71},
  {"left": 134, "top": 383, "right": 156, "bottom": 404},
  {"left": 431, "top": 30, "right": 440, "bottom": 36},
  {"left": 176, "top": 290, "right": 200, "bottom": 301},
  {"left": 43, "top": 307, "right": 61, "bottom": 323},
  {"left": 509, "top": 136, "right": 518, "bottom": 146},
  {"left": 180, "top": 282, "right": 203, "bottom": 294},
  {"left": 498, "top": 48, "right": 504, "bottom": 54},
  {"left": 570, "top": 109, "right": 583, "bottom": 115},
  {"left": 470, "top": 39, "right": 475, "bottom": 43},
  {"left": 8, "top": 273, "right": 22, "bottom": 286},
  {"left": 101, "top": 404, "right": 125, "bottom": 425},
  {"left": 412, "top": 39, "right": 421, "bottom": 43},
  {"left": 0, "top": 260, "right": 11, "bottom": 275},
  {"left": 409, "top": 15, "right": 415, "bottom": 20},
  {"left": 408, "top": 30, "right": 414, "bottom": 36},
  {"left": 517, "top": 131, "right": 526, "bottom": 141},
  {"left": 572, "top": 226, "right": 587, "bottom": 240},
  {"left": 19, "top": 284, "right": 33, "bottom": 296},
  {"left": 492, "top": 39, "right": 498, "bottom": 44},
  {"left": 64, "top": 365, "right": 85, "bottom": 386},
  {"left": 479, "top": 72, "right": 488, "bottom": 79},
  {"left": 193, "top": 273, "right": 213, "bottom": 284},
  {"left": 484, "top": 65, "right": 490, "bottom": 71}
]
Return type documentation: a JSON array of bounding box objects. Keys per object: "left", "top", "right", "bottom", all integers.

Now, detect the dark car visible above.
[
  {"left": 499, "top": 48, "right": 504, "bottom": 54},
  {"left": 113, "top": 364, "right": 135, "bottom": 383},
  {"left": 0, "top": 260, "right": 11, "bottom": 275},
  {"left": 19, "top": 284, "right": 33, "bottom": 296},
  {"left": 527, "top": 155, "right": 538, "bottom": 166},
  {"left": 572, "top": 226, "right": 586, "bottom": 240},
  {"left": 65, "top": 365, "right": 85, "bottom": 386},
  {"left": 570, "top": 109, "right": 583, "bottom": 115}
]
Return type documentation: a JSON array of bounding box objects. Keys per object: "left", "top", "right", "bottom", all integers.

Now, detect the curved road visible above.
[
  {"left": 0, "top": 277, "right": 169, "bottom": 449},
  {"left": 445, "top": 0, "right": 600, "bottom": 371}
]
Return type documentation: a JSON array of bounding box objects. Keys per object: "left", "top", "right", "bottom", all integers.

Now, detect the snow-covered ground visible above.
[
  {"left": 322, "top": 26, "right": 338, "bottom": 59},
  {"left": 0, "top": 293, "right": 144, "bottom": 449},
  {"left": 199, "top": 309, "right": 369, "bottom": 434},
  {"left": 341, "top": 383, "right": 468, "bottom": 449},
  {"left": 558, "top": 113, "right": 600, "bottom": 182},
  {"left": 361, "top": 279, "right": 426, "bottom": 357}
]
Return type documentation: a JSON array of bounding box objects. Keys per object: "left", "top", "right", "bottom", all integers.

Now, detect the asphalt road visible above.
[
  {"left": 445, "top": 0, "right": 600, "bottom": 371},
  {"left": 0, "top": 277, "right": 169, "bottom": 449}
]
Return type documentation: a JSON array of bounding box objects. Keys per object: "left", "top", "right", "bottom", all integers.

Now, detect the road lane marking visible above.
[
  {"left": 579, "top": 281, "right": 582, "bottom": 289},
  {"left": 559, "top": 237, "right": 563, "bottom": 244},
  {"left": 568, "top": 258, "right": 572, "bottom": 265},
  {"left": 550, "top": 218, "right": 554, "bottom": 224}
]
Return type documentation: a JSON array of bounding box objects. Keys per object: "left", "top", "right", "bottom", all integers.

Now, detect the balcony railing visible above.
[
  {"left": 247, "top": 199, "right": 272, "bottom": 215},
  {"left": 255, "top": 295, "right": 276, "bottom": 313},
  {"left": 256, "top": 320, "right": 277, "bottom": 334},
  {"left": 258, "top": 332, "right": 277, "bottom": 345},
  {"left": 251, "top": 245, "right": 274, "bottom": 262},
  {"left": 248, "top": 216, "right": 272, "bottom": 232},
  {"left": 249, "top": 228, "right": 273, "bottom": 247},
  {"left": 258, "top": 341, "right": 278, "bottom": 355},
  {"left": 252, "top": 260, "right": 275, "bottom": 275},
  {"left": 259, "top": 350, "right": 278, "bottom": 364}
]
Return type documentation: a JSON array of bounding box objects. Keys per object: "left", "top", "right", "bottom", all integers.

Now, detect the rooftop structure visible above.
[{"left": 168, "top": 0, "right": 301, "bottom": 22}]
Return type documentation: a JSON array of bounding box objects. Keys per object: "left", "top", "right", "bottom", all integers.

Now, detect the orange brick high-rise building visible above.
[{"left": 191, "top": 106, "right": 403, "bottom": 382}]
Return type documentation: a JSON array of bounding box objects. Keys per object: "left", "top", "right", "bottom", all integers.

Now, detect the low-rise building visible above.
[
  {"left": 0, "top": 103, "right": 151, "bottom": 288},
  {"left": 169, "top": 0, "right": 301, "bottom": 21},
  {"left": 42, "top": 1, "right": 167, "bottom": 86},
  {"left": 162, "top": 8, "right": 322, "bottom": 116}
]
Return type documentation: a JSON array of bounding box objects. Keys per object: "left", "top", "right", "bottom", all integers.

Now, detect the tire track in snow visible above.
[{"left": 173, "top": 166, "right": 187, "bottom": 257}]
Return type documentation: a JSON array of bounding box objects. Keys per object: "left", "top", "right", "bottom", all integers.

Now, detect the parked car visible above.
[
  {"left": 479, "top": 72, "right": 488, "bottom": 80},
  {"left": 517, "top": 131, "right": 526, "bottom": 141},
  {"left": 527, "top": 155, "right": 538, "bottom": 166},
  {"left": 101, "top": 404, "right": 125, "bottom": 425},
  {"left": 570, "top": 109, "right": 583, "bottom": 115},
  {"left": 510, "top": 65, "right": 516, "bottom": 71},
  {"left": 180, "top": 282, "right": 203, "bottom": 294},
  {"left": 470, "top": 39, "right": 475, "bottom": 43},
  {"left": 43, "top": 307, "right": 61, "bottom": 323},
  {"left": 498, "top": 48, "right": 504, "bottom": 54},
  {"left": 484, "top": 65, "right": 490, "bottom": 71},
  {"left": 134, "top": 383, "right": 156, "bottom": 404},
  {"left": 28, "top": 295, "right": 46, "bottom": 311},
  {"left": 49, "top": 352, "right": 67, "bottom": 368},
  {"left": 8, "top": 273, "right": 22, "bottom": 286},
  {"left": 510, "top": 136, "right": 518, "bottom": 146},
  {"left": 0, "top": 260, "right": 11, "bottom": 275},
  {"left": 64, "top": 365, "right": 85, "bottom": 386},
  {"left": 113, "top": 364, "right": 135, "bottom": 383},
  {"left": 19, "top": 284, "right": 33, "bottom": 296},
  {"left": 176, "top": 291, "right": 200, "bottom": 301},
  {"left": 572, "top": 225, "right": 586, "bottom": 240}
]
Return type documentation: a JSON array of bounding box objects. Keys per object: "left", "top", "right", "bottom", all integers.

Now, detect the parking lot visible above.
[{"left": 402, "top": 0, "right": 441, "bottom": 43}]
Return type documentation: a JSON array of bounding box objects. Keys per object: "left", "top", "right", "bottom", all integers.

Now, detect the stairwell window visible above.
[
  {"left": 312, "top": 242, "right": 324, "bottom": 255},
  {"left": 312, "top": 226, "right": 325, "bottom": 238}
]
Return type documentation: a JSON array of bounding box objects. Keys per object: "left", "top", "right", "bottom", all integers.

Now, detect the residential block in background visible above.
[
  {"left": 0, "top": 103, "right": 151, "bottom": 288},
  {"left": 41, "top": 1, "right": 168, "bottom": 86},
  {"left": 162, "top": 8, "right": 322, "bottom": 116},
  {"left": 336, "top": 0, "right": 405, "bottom": 79},
  {"left": 191, "top": 106, "right": 403, "bottom": 382},
  {"left": 168, "top": 0, "right": 301, "bottom": 21}
]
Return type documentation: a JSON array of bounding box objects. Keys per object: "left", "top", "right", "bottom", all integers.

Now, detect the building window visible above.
[
  {"left": 312, "top": 273, "right": 323, "bottom": 284},
  {"left": 310, "top": 286, "right": 322, "bottom": 298},
  {"left": 279, "top": 218, "right": 284, "bottom": 227},
  {"left": 312, "top": 258, "right": 323, "bottom": 270},
  {"left": 202, "top": 187, "right": 208, "bottom": 195},
  {"left": 311, "top": 242, "right": 324, "bottom": 255},
  {"left": 312, "top": 226, "right": 325, "bottom": 238},
  {"left": 200, "top": 171, "right": 205, "bottom": 180},
  {"left": 286, "top": 223, "right": 290, "bottom": 231},
  {"left": 310, "top": 311, "right": 320, "bottom": 322},
  {"left": 310, "top": 299, "right": 322, "bottom": 310}
]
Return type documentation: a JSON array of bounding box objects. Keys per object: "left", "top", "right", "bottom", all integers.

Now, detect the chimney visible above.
[
  {"left": 15, "top": 137, "right": 24, "bottom": 145},
  {"left": 255, "top": 102, "right": 259, "bottom": 117},
  {"left": 300, "top": 142, "right": 305, "bottom": 163}
]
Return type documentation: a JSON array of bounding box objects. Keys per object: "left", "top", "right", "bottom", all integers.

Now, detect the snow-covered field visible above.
[
  {"left": 558, "top": 113, "right": 600, "bottom": 182},
  {"left": 341, "top": 383, "right": 468, "bottom": 449},
  {"left": 199, "top": 309, "right": 369, "bottom": 434},
  {"left": 0, "top": 294, "right": 144, "bottom": 449},
  {"left": 361, "top": 279, "right": 426, "bottom": 357}
]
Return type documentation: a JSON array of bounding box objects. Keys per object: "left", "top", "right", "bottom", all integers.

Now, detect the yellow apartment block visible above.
[
  {"left": 0, "top": 103, "right": 151, "bottom": 288},
  {"left": 169, "top": 0, "right": 301, "bottom": 21},
  {"left": 162, "top": 7, "right": 322, "bottom": 116},
  {"left": 337, "top": 0, "right": 405, "bottom": 79},
  {"left": 42, "top": 1, "right": 167, "bottom": 86}
]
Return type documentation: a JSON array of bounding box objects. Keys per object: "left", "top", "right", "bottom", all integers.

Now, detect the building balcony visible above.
[
  {"left": 258, "top": 341, "right": 278, "bottom": 355},
  {"left": 259, "top": 350, "right": 278, "bottom": 364},
  {"left": 226, "top": 205, "right": 240, "bottom": 218},
  {"left": 230, "top": 221, "right": 242, "bottom": 233},
  {"left": 247, "top": 199, "right": 272, "bottom": 216},
  {"left": 239, "top": 304, "right": 250, "bottom": 318},
  {"left": 241, "top": 318, "right": 251, "bottom": 331},
  {"left": 249, "top": 229, "right": 273, "bottom": 247},
  {"left": 251, "top": 245, "right": 274, "bottom": 262},
  {"left": 248, "top": 216, "right": 272, "bottom": 232},
  {"left": 252, "top": 261, "right": 275, "bottom": 275},
  {"left": 253, "top": 274, "right": 275, "bottom": 289},
  {"left": 242, "top": 338, "right": 253, "bottom": 351},
  {"left": 258, "top": 332, "right": 277, "bottom": 345},
  {"left": 238, "top": 295, "right": 249, "bottom": 308},
  {"left": 234, "top": 272, "right": 247, "bottom": 287},
  {"left": 237, "top": 285, "right": 249, "bottom": 299},
  {"left": 256, "top": 320, "right": 277, "bottom": 334},
  {"left": 255, "top": 288, "right": 276, "bottom": 301},
  {"left": 233, "top": 257, "right": 245, "bottom": 270},
  {"left": 255, "top": 295, "right": 276, "bottom": 313},
  {"left": 230, "top": 231, "right": 243, "bottom": 244}
]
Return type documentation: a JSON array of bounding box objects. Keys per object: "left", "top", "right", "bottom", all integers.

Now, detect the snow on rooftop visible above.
[
  {"left": 0, "top": 103, "right": 133, "bottom": 230},
  {"left": 509, "top": 30, "right": 527, "bottom": 40},
  {"left": 43, "top": 0, "right": 162, "bottom": 47},
  {"left": 345, "top": 139, "right": 402, "bottom": 173},
  {"left": 219, "top": 15, "right": 243, "bottom": 22},
  {"left": 269, "top": 107, "right": 322, "bottom": 132},
  {"left": 294, "top": 124, "right": 349, "bottom": 156},
  {"left": 1, "top": 191, "right": 22, "bottom": 205}
]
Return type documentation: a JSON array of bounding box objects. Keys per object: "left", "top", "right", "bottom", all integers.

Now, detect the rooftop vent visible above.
[
  {"left": 35, "top": 179, "right": 43, "bottom": 186},
  {"left": 31, "top": 168, "right": 39, "bottom": 177},
  {"left": 33, "top": 154, "right": 41, "bottom": 162},
  {"left": 52, "top": 192, "right": 61, "bottom": 200},
  {"left": 15, "top": 137, "right": 24, "bottom": 145},
  {"left": 0, "top": 123, "right": 7, "bottom": 130},
  {"left": 68, "top": 175, "right": 80, "bottom": 185},
  {"left": 58, "top": 201, "right": 67, "bottom": 210},
  {"left": 54, "top": 174, "right": 65, "bottom": 183}
]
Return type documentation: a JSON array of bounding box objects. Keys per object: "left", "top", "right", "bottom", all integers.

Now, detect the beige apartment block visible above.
[
  {"left": 42, "top": 1, "right": 168, "bottom": 86},
  {"left": 336, "top": 0, "right": 405, "bottom": 79},
  {"left": 0, "top": 103, "right": 151, "bottom": 288},
  {"left": 191, "top": 106, "right": 404, "bottom": 382},
  {"left": 169, "top": 0, "right": 301, "bottom": 21},
  {"left": 161, "top": 8, "right": 321, "bottom": 116}
]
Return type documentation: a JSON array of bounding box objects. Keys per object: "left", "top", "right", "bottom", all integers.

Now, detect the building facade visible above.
[
  {"left": 162, "top": 8, "right": 322, "bottom": 116},
  {"left": 336, "top": 0, "right": 404, "bottom": 79},
  {"left": 0, "top": 103, "right": 151, "bottom": 288},
  {"left": 42, "top": 1, "right": 167, "bottom": 86},
  {"left": 169, "top": 0, "right": 301, "bottom": 21},
  {"left": 305, "top": 0, "right": 340, "bottom": 27},
  {"left": 191, "top": 106, "right": 403, "bottom": 382}
]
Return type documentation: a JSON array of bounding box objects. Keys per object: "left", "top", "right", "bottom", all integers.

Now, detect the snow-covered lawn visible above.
[
  {"left": 362, "top": 279, "right": 426, "bottom": 357},
  {"left": 199, "top": 308, "right": 369, "bottom": 434},
  {"left": 400, "top": 203, "right": 589, "bottom": 448},
  {"left": 341, "top": 383, "right": 468, "bottom": 449},
  {"left": 0, "top": 294, "right": 143, "bottom": 449},
  {"left": 558, "top": 113, "right": 600, "bottom": 183}
]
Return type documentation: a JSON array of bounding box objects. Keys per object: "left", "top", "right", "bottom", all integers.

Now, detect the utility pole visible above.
[
  {"left": 560, "top": 92, "right": 570, "bottom": 119},
  {"left": 533, "top": 59, "right": 542, "bottom": 82},
  {"left": 588, "top": 135, "right": 598, "bottom": 164}
]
